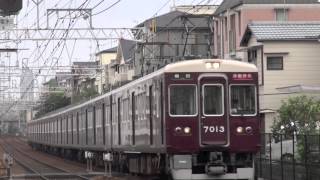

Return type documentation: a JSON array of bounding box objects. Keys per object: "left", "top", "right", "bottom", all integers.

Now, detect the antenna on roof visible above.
[{"left": 172, "top": 0, "right": 176, "bottom": 8}]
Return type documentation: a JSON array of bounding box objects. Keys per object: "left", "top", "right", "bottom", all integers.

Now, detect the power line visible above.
[
  {"left": 0, "top": 0, "right": 93, "bottom": 117},
  {"left": 92, "top": 0, "right": 121, "bottom": 16}
]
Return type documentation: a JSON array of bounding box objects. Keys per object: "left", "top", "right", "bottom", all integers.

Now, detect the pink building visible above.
[{"left": 213, "top": 0, "right": 320, "bottom": 59}]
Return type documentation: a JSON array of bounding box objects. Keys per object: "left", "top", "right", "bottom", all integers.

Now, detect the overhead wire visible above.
[
  {"left": 0, "top": 0, "right": 92, "bottom": 118},
  {"left": 92, "top": 0, "right": 121, "bottom": 16},
  {"left": 138, "top": 0, "right": 219, "bottom": 73}
]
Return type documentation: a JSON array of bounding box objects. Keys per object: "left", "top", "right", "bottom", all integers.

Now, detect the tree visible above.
[
  {"left": 271, "top": 95, "right": 320, "bottom": 135},
  {"left": 72, "top": 86, "right": 99, "bottom": 103},
  {"left": 35, "top": 92, "right": 71, "bottom": 118},
  {"left": 271, "top": 95, "right": 320, "bottom": 161}
]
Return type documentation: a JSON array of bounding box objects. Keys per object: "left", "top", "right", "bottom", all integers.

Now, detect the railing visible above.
[{"left": 256, "top": 133, "right": 320, "bottom": 180}]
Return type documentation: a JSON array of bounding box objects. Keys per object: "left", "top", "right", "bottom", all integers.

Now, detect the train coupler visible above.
[{"left": 205, "top": 161, "right": 227, "bottom": 175}]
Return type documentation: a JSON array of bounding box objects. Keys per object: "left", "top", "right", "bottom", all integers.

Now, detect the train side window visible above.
[
  {"left": 160, "top": 81, "right": 164, "bottom": 144},
  {"left": 71, "top": 114, "right": 73, "bottom": 144},
  {"left": 56, "top": 119, "right": 58, "bottom": 143},
  {"left": 203, "top": 85, "right": 224, "bottom": 116},
  {"left": 93, "top": 106, "right": 96, "bottom": 145},
  {"left": 85, "top": 109, "right": 88, "bottom": 145},
  {"left": 169, "top": 85, "right": 197, "bottom": 116},
  {"left": 131, "top": 92, "right": 135, "bottom": 145},
  {"left": 117, "top": 97, "right": 121, "bottom": 145},
  {"left": 60, "top": 118, "right": 62, "bottom": 144},
  {"left": 102, "top": 103, "right": 106, "bottom": 145},
  {"left": 149, "top": 85, "right": 153, "bottom": 145},
  {"left": 66, "top": 116, "right": 68, "bottom": 144},
  {"left": 76, "top": 112, "right": 79, "bottom": 144},
  {"left": 230, "top": 85, "right": 256, "bottom": 116}
]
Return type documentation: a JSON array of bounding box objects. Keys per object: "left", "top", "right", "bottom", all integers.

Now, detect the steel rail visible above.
[{"left": 0, "top": 138, "right": 90, "bottom": 180}]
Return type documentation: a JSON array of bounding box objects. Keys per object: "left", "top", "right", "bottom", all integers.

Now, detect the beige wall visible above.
[
  {"left": 96, "top": 52, "right": 117, "bottom": 93},
  {"left": 100, "top": 53, "right": 116, "bottom": 65}
]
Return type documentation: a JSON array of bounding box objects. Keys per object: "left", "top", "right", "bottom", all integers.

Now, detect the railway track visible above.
[{"left": 0, "top": 137, "right": 91, "bottom": 180}]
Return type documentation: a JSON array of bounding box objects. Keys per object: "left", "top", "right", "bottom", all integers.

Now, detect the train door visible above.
[{"left": 199, "top": 75, "right": 229, "bottom": 146}]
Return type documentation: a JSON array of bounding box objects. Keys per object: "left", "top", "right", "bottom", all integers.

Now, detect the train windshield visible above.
[
  {"left": 203, "top": 85, "right": 223, "bottom": 115},
  {"left": 230, "top": 85, "right": 256, "bottom": 116},
  {"left": 169, "top": 85, "right": 197, "bottom": 116}
]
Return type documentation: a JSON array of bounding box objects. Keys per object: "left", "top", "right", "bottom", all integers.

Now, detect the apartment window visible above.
[
  {"left": 267, "top": 56, "right": 283, "bottom": 70},
  {"left": 275, "top": 9, "right": 288, "bottom": 21},
  {"left": 159, "top": 44, "right": 164, "bottom": 58},
  {"left": 248, "top": 49, "right": 257, "bottom": 65},
  {"left": 224, "top": 17, "right": 227, "bottom": 41},
  {"left": 229, "top": 14, "right": 236, "bottom": 53},
  {"left": 238, "top": 11, "right": 241, "bottom": 35},
  {"left": 175, "top": 44, "right": 179, "bottom": 56}
]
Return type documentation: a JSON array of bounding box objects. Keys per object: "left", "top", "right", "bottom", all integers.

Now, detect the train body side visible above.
[{"left": 27, "top": 59, "right": 260, "bottom": 179}]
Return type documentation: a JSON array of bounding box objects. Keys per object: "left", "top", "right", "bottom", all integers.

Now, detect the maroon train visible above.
[{"left": 27, "top": 59, "right": 260, "bottom": 180}]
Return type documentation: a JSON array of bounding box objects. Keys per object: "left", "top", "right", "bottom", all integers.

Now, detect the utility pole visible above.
[{"left": 31, "top": 0, "right": 44, "bottom": 29}]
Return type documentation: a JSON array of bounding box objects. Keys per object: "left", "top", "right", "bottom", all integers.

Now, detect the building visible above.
[
  {"left": 213, "top": 0, "right": 320, "bottom": 59},
  {"left": 55, "top": 71, "right": 73, "bottom": 97},
  {"left": 95, "top": 47, "right": 117, "bottom": 94},
  {"left": 20, "top": 67, "right": 34, "bottom": 123},
  {"left": 240, "top": 22, "right": 320, "bottom": 132},
  {"left": 71, "top": 61, "right": 98, "bottom": 103},
  {"left": 107, "top": 38, "right": 138, "bottom": 90},
  {"left": 133, "top": 5, "right": 218, "bottom": 77}
]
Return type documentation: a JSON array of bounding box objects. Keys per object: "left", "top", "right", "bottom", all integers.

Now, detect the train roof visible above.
[
  {"left": 30, "top": 59, "right": 257, "bottom": 123},
  {"left": 164, "top": 59, "right": 257, "bottom": 73}
]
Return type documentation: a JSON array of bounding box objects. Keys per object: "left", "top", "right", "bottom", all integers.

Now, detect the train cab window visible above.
[
  {"left": 203, "top": 85, "right": 223, "bottom": 116},
  {"left": 230, "top": 85, "right": 256, "bottom": 116},
  {"left": 169, "top": 85, "right": 197, "bottom": 116}
]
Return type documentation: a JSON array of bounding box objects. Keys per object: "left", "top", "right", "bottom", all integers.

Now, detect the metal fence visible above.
[{"left": 255, "top": 133, "right": 320, "bottom": 180}]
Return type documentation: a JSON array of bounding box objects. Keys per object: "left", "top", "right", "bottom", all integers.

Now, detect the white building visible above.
[{"left": 240, "top": 22, "right": 320, "bottom": 132}]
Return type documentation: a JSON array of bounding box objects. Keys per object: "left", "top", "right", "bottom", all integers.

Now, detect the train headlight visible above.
[
  {"left": 205, "top": 62, "right": 220, "bottom": 69},
  {"left": 245, "top": 126, "right": 253, "bottom": 134},
  {"left": 236, "top": 126, "right": 244, "bottom": 134},
  {"left": 184, "top": 127, "right": 191, "bottom": 134},
  {"left": 175, "top": 127, "right": 182, "bottom": 133}
]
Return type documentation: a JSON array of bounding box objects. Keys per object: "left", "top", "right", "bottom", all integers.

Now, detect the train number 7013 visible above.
[{"left": 203, "top": 126, "right": 225, "bottom": 133}]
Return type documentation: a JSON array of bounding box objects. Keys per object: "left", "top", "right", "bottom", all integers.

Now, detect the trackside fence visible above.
[{"left": 255, "top": 133, "right": 320, "bottom": 180}]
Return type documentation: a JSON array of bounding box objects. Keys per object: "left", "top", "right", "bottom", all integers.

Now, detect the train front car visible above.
[{"left": 164, "top": 59, "right": 260, "bottom": 180}]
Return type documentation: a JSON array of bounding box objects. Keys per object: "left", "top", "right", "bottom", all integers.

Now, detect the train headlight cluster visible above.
[
  {"left": 236, "top": 126, "right": 253, "bottom": 134},
  {"left": 245, "top": 126, "right": 253, "bottom": 134},
  {"left": 236, "top": 127, "right": 244, "bottom": 134},
  {"left": 205, "top": 62, "right": 220, "bottom": 69},
  {"left": 175, "top": 127, "right": 182, "bottom": 133},
  {"left": 184, "top": 127, "right": 191, "bottom": 134},
  {"left": 173, "top": 73, "right": 192, "bottom": 79},
  {"left": 175, "top": 126, "right": 192, "bottom": 135}
]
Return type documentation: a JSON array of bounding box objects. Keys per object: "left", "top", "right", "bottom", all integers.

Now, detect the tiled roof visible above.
[
  {"left": 249, "top": 22, "right": 320, "bottom": 40},
  {"left": 118, "top": 38, "right": 138, "bottom": 63},
  {"left": 96, "top": 47, "right": 117, "bottom": 55},
  {"left": 214, "top": 0, "right": 320, "bottom": 15},
  {"left": 136, "top": 10, "right": 210, "bottom": 29},
  {"left": 241, "top": 22, "right": 320, "bottom": 45}
]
